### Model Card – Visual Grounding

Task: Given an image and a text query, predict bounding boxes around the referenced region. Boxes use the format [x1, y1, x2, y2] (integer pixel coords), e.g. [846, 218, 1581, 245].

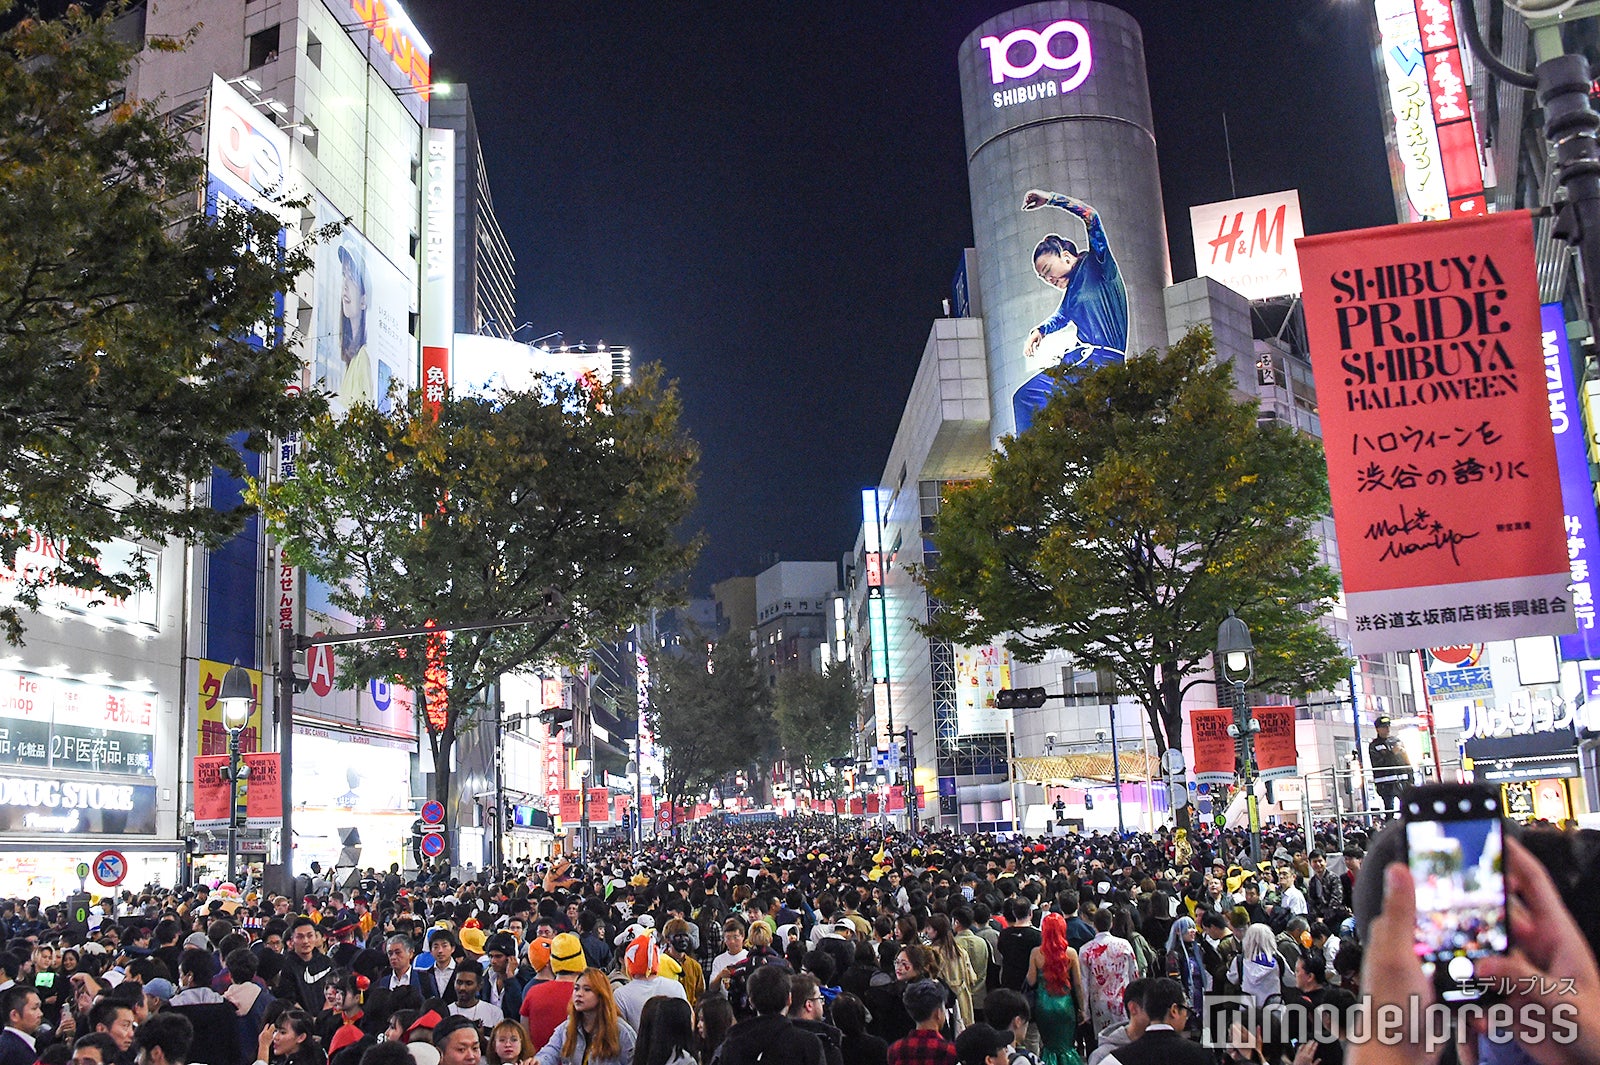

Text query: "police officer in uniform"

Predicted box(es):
[1368, 715, 1413, 815]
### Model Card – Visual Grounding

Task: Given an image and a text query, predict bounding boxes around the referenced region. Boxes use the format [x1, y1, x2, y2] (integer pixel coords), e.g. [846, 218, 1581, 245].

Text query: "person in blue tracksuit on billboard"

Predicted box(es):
[1012, 188, 1129, 434]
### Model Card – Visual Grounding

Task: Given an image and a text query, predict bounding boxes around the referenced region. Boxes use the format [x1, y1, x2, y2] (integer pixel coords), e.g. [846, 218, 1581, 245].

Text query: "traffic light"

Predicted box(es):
[537, 707, 574, 737]
[994, 688, 1049, 710]
[1084, 793, 1094, 810]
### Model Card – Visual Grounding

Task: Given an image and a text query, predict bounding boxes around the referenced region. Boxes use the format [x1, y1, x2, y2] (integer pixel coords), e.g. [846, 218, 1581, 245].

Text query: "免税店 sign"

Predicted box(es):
[1297, 212, 1573, 654]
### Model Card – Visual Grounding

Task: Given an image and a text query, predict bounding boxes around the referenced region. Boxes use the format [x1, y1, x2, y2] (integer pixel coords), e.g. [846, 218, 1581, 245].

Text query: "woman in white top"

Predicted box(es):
[709, 919, 749, 988]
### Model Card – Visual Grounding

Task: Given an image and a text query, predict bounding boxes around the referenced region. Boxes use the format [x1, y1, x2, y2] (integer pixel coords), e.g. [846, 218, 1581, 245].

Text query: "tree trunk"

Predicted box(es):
[432, 731, 453, 808]
[1159, 662, 1191, 829]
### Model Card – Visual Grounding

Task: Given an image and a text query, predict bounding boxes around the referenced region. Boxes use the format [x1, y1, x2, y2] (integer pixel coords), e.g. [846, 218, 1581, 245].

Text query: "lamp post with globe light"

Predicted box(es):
[1217, 611, 1261, 865]
[218, 663, 256, 885]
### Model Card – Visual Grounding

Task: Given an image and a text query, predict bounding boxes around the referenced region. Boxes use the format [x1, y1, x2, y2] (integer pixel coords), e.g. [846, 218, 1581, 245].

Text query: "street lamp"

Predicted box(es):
[574, 754, 593, 865]
[218, 663, 255, 885]
[1217, 610, 1261, 865]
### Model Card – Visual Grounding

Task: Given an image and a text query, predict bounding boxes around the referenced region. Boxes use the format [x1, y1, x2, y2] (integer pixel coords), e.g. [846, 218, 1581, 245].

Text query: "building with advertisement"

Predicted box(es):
[1361, 1, 1599, 818]
[851, 1, 1455, 835]
[961, 2, 1172, 442]
[0, 533, 185, 895]
[120, 0, 439, 881]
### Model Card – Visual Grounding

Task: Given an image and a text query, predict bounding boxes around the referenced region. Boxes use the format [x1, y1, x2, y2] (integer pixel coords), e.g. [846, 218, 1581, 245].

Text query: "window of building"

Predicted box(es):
[306, 30, 322, 68]
[247, 24, 281, 70]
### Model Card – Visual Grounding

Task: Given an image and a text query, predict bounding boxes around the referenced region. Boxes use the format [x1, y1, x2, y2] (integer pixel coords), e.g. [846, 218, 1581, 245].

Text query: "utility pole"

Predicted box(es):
[268, 605, 564, 899]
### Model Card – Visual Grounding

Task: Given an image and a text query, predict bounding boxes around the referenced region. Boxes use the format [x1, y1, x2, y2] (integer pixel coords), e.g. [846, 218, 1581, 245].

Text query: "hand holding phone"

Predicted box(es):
[1404, 783, 1508, 1004]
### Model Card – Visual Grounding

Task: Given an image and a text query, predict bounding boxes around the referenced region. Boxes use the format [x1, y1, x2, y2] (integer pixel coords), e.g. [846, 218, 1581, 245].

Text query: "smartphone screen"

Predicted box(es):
[1406, 789, 1508, 1003]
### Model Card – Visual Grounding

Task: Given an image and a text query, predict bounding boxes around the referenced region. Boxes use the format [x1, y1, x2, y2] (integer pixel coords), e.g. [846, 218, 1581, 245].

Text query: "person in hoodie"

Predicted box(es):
[786, 974, 842, 1065]
[1223, 925, 1281, 1013]
[221, 949, 276, 1063]
[715, 965, 823, 1065]
[1084, 981, 1147, 1065]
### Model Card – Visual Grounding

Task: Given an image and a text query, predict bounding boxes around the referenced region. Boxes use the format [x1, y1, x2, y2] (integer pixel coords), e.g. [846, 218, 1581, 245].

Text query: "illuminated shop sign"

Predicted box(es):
[337, 0, 433, 97]
[0, 670, 155, 777]
[0, 532, 159, 633]
[0, 775, 158, 834]
[980, 19, 1092, 108]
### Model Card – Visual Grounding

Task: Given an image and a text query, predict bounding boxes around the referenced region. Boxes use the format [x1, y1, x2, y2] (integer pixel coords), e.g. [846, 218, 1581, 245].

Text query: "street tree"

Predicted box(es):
[918, 326, 1349, 761]
[774, 663, 857, 803]
[253, 369, 700, 803]
[645, 637, 772, 825]
[0, 4, 323, 642]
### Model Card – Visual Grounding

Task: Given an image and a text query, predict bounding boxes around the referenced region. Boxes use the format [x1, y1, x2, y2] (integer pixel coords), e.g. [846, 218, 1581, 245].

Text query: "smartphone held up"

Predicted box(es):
[1403, 782, 1511, 1004]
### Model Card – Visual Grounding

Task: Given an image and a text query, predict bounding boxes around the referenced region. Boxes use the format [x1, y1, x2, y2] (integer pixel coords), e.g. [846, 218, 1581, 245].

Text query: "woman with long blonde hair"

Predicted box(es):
[534, 967, 637, 1065]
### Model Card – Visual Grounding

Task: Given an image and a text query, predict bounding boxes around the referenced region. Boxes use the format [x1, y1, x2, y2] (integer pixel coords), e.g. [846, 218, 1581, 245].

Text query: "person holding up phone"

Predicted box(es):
[1356, 832, 1600, 1065]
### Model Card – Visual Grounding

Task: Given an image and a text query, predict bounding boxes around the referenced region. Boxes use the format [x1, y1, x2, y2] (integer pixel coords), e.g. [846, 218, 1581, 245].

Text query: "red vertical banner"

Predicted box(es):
[849, 798, 864, 815]
[588, 788, 611, 824]
[1189, 709, 1236, 786]
[613, 794, 629, 824]
[1297, 212, 1573, 653]
[1412, 0, 1485, 215]
[1253, 706, 1299, 781]
[641, 794, 655, 821]
[242, 753, 283, 827]
[421, 346, 450, 419]
[557, 790, 581, 824]
[194, 756, 230, 829]
[886, 788, 905, 813]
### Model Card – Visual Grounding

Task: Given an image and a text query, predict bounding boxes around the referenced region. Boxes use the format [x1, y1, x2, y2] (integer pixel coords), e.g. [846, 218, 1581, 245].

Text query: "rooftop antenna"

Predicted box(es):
[1222, 111, 1239, 199]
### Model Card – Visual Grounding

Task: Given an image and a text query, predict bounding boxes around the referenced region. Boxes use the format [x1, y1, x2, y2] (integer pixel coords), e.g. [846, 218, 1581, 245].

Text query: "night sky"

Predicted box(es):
[408, 1, 1397, 591]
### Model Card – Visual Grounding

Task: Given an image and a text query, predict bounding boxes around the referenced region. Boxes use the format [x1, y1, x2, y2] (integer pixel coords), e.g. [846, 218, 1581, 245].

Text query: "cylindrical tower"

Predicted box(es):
[959, 1, 1172, 441]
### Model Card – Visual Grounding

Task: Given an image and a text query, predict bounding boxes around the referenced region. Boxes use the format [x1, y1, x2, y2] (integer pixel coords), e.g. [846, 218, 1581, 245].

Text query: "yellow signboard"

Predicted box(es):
[195, 659, 263, 757]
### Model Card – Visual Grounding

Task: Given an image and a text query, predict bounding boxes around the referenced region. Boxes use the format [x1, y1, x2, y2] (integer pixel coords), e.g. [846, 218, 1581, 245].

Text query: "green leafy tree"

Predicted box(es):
[774, 662, 856, 802]
[919, 326, 1349, 762]
[252, 369, 700, 803]
[645, 637, 771, 827]
[0, 3, 323, 642]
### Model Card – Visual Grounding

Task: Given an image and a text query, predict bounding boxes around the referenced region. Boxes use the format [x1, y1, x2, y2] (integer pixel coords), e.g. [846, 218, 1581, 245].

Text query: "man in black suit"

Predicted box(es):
[0, 985, 44, 1065]
[1099, 979, 1210, 1065]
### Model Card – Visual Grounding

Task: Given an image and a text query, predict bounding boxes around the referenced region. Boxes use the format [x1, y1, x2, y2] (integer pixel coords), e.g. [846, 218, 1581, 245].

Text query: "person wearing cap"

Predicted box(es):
[457, 927, 486, 963]
[1366, 716, 1411, 815]
[520, 932, 584, 1049]
[432, 1016, 482, 1065]
[478, 933, 528, 1019]
[613, 934, 685, 1029]
[141, 978, 173, 1017]
[659, 923, 703, 1007]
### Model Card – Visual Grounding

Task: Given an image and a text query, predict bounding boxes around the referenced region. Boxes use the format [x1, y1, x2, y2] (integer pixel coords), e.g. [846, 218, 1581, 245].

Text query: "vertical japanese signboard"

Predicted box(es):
[1412, 0, 1487, 216]
[1542, 304, 1600, 659]
[1298, 213, 1572, 653]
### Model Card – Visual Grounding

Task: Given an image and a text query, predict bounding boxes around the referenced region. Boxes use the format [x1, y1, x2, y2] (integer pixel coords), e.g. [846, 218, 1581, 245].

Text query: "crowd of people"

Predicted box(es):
[0, 814, 1589, 1065]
